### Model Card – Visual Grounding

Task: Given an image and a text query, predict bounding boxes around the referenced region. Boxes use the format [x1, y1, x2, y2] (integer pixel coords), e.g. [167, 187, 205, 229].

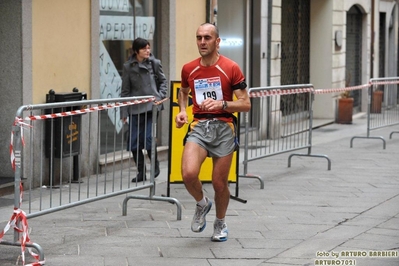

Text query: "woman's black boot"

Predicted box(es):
[131, 150, 146, 182]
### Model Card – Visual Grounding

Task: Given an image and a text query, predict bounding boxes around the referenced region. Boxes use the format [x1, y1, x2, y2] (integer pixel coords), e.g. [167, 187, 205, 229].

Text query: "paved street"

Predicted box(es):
[0, 114, 398, 266]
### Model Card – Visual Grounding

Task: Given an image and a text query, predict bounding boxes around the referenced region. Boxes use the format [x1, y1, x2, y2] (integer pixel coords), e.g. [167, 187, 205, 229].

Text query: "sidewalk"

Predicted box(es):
[1, 114, 398, 266]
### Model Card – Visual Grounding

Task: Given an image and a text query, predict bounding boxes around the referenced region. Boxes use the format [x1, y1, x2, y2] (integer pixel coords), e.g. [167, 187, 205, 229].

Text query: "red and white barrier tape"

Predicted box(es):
[10, 118, 31, 171]
[248, 83, 377, 97]
[249, 87, 314, 97]
[314, 83, 370, 94]
[370, 79, 399, 86]
[11, 98, 153, 168]
[25, 98, 154, 121]
[0, 184, 44, 265]
[10, 130, 15, 171]
[7, 120, 43, 265]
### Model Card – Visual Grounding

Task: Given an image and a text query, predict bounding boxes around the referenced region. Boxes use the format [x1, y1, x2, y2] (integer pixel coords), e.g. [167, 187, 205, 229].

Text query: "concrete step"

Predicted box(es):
[0, 177, 15, 197]
[98, 146, 169, 174]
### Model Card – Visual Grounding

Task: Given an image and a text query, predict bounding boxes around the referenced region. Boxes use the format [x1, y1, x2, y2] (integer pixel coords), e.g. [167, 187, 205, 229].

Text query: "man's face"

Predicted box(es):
[196, 25, 219, 57]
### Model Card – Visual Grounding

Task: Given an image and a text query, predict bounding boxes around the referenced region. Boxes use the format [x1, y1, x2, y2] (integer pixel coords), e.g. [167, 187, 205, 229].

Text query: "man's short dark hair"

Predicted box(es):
[200, 23, 219, 38]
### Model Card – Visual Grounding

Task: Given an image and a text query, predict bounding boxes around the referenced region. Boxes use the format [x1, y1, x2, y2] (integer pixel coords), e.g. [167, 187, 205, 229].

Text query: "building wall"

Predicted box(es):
[270, 1, 282, 86]
[18, 0, 93, 184]
[32, 0, 91, 102]
[0, 0, 30, 179]
[310, 0, 334, 119]
[174, 0, 207, 80]
[380, 0, 398, 78]
[310, 0, 371, 119]
[271, 0, 378, 119]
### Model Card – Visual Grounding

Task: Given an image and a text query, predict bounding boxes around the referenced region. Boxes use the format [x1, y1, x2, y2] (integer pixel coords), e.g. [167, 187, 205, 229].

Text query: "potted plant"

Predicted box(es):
[371, 87, 383, 113]
[336, 90, 354, 124]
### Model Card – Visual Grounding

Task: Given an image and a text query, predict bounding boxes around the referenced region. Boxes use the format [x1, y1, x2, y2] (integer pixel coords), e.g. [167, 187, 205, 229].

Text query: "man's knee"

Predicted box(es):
[212, 178, 229, 193]
[182, 170, 199, 184]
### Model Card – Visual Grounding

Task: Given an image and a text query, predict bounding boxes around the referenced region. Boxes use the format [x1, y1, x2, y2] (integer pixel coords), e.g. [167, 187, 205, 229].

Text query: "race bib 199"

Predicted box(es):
[194, 77, 223, 105]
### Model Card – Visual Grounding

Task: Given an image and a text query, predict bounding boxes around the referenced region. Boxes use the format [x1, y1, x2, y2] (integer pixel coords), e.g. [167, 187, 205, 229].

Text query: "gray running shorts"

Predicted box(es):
[186, 119, 236, 157]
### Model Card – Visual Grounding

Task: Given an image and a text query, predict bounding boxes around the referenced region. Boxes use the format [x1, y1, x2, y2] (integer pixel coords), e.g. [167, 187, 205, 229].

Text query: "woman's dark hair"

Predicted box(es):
[132, 38, 150, 54]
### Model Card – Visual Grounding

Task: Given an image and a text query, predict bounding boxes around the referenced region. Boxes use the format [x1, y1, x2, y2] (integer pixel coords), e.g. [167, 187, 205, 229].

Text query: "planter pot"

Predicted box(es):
[337, 98, 353, 124]
[371, 90, 383, 113]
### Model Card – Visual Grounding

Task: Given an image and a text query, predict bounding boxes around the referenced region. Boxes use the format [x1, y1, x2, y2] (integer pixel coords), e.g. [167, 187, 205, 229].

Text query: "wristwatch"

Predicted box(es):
[222, 100, 228, 110]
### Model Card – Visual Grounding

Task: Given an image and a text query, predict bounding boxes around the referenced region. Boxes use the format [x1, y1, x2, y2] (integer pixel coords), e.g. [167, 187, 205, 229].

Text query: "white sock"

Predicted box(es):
[215, 218, 225, 225]
[197, 197, 207, 207]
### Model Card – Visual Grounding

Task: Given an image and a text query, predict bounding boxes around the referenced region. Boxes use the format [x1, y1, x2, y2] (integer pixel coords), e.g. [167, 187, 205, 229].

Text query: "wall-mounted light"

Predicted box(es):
[220, 38, 243, 47]
[335, 30, 343, 48]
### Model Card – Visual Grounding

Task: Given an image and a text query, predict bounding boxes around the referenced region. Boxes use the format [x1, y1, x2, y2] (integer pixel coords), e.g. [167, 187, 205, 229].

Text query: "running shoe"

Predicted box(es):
[211, 220, 228, 242]
[191, 197, 212, 232]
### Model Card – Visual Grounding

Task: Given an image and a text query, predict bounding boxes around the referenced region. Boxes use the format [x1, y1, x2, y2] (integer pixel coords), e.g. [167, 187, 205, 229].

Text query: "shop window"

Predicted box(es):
[99, 0, 156, 153]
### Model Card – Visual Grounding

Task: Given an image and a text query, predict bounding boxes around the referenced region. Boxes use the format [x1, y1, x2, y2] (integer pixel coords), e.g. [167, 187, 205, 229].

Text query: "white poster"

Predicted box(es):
[99, 0, 130, 12]
[99, 42, 124, 133]
[100, 16, 155, 41]
[99, 2, 155, 132]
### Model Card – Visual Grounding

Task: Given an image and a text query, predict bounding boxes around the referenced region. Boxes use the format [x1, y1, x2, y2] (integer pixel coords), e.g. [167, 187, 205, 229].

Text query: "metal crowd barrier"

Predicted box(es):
[351, 77, 399, 149]
[239, 84, 331, 188]
[1, 95, 181, 264]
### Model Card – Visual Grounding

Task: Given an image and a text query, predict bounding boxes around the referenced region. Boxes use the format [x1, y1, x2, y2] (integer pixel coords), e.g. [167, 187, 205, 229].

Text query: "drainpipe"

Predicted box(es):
[370, 0, 375, 79]
[267, 0, 272, 86]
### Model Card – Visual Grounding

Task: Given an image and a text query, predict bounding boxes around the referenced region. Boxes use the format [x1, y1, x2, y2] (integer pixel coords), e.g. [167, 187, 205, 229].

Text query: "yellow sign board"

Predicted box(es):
[168, 81, 238, 183]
